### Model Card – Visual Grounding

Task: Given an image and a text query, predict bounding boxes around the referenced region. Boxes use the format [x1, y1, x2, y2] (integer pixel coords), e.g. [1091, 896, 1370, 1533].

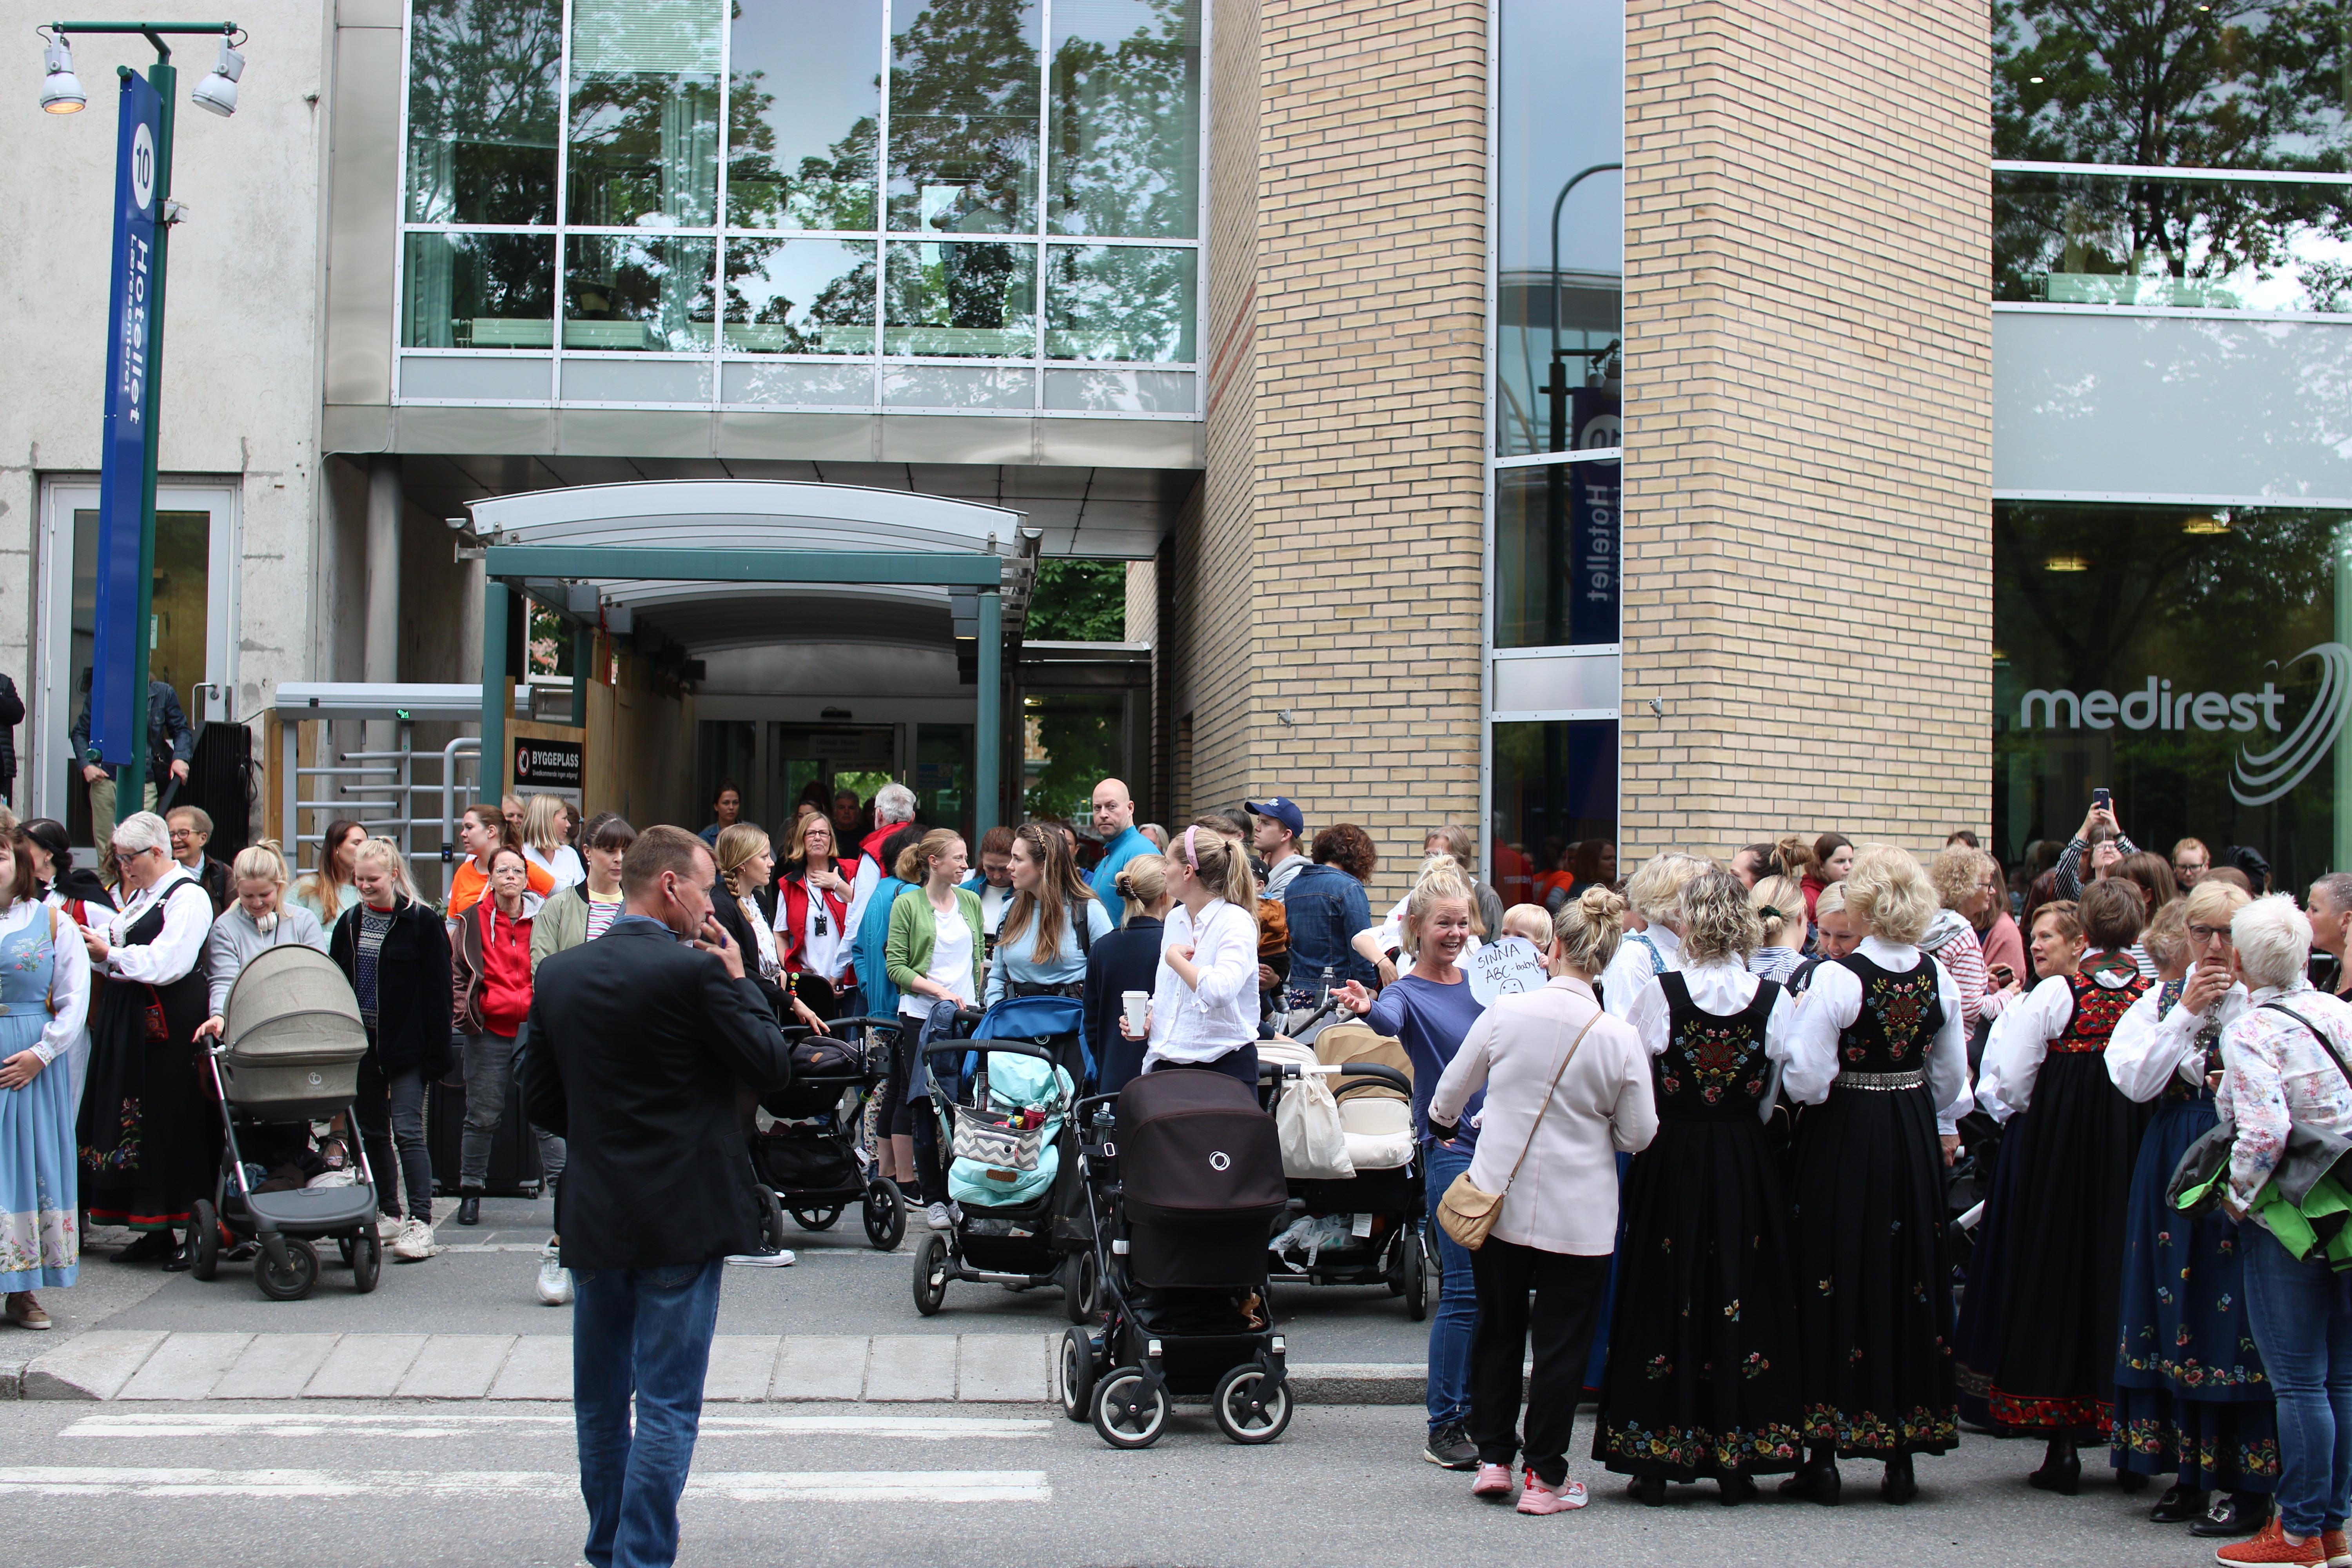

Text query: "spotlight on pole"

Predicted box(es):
[39, 35, 85, 113]
[189, 37, 241, 117]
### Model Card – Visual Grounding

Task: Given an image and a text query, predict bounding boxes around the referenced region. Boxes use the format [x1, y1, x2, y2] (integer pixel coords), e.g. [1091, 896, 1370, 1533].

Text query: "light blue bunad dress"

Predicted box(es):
[0, 899, 93, 1290]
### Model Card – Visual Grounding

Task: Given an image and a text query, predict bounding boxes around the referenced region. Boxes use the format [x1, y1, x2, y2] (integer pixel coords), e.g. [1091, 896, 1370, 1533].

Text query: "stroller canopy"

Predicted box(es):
[1116, 1068, 1286, 1227]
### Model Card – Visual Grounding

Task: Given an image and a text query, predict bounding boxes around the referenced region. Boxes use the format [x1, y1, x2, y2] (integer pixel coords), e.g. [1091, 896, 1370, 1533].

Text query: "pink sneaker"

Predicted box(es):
[1472, 1463, 1513, 1500]
[1517, 1470, 1590, 1515]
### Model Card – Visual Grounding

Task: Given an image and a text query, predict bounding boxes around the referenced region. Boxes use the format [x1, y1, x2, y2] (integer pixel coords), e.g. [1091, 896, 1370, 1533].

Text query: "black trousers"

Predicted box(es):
[1468, 1236, 1612, 1485]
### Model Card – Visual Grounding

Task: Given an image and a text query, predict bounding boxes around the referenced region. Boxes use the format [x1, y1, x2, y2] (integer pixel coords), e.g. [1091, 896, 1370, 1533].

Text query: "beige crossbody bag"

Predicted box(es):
[1434, 1011, 1599, 1251]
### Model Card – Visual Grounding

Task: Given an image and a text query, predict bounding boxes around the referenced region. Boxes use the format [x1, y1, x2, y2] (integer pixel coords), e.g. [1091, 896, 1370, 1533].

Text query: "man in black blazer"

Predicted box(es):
[521, 825, 791, 1568]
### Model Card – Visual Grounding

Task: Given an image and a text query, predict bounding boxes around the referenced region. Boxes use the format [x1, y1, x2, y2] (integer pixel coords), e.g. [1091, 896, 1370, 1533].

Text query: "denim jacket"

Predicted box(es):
[1278, 862, 1376, 1000]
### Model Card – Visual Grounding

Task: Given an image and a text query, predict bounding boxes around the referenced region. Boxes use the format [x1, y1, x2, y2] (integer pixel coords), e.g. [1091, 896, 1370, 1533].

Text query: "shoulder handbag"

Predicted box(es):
[1435, 1009, 1600, 1251]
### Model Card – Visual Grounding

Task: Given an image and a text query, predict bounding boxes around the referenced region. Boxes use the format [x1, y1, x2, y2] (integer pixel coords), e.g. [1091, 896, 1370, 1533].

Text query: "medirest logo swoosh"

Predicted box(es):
[2232, 642, 2352, 808]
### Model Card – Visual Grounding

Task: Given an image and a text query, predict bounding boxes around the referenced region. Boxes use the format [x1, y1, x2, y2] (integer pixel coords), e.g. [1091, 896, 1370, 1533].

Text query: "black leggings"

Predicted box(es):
[1467, 1237, 1611, 1485]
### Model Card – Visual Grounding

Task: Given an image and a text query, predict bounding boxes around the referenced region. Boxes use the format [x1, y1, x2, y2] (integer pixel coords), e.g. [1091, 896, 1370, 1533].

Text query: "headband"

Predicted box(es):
[1182, 825, 1200, 870]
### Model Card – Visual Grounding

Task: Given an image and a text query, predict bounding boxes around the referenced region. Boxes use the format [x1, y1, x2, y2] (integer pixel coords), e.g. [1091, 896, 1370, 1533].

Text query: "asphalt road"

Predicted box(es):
[0, 1396, 2225, 1568]
[69, 1197, 1431, 1365]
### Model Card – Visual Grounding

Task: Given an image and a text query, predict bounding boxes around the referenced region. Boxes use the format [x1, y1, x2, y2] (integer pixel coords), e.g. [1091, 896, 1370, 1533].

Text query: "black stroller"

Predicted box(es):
[754, 1015, 906, 1252]
[1061, 1066, 1294, 1448]
[191, 946, 381, 1300]
[911, 1000, 1089, 1316]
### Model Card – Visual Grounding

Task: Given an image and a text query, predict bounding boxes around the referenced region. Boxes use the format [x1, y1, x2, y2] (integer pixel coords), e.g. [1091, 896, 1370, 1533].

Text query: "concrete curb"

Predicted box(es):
[0, 1329, 1431, 1406]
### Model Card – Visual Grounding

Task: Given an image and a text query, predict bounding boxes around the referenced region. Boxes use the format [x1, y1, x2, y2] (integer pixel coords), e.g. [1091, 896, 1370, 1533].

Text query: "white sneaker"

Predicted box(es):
[724, 1244, 796, 1267]
[926, 1201, 954, 1232]
[391, 1217, 441, 1262]
[376, 1213, 405, 1242]
[536, 1241, 573, 1305]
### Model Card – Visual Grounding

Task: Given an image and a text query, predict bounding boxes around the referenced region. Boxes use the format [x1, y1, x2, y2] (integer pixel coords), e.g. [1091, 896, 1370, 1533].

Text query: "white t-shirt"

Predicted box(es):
[976, 881, 1013, 936]
[796, 891, 847, 982]
[525, 843, 586, 890]
[901, 901, 978, 1018]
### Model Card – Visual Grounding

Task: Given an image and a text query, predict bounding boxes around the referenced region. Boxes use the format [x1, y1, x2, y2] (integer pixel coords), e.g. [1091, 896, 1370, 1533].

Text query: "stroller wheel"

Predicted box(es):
[1404, 1224, 1435, 1322]
[912, 1232, 950, 1316]
[189, 1200, 221, 1282]
[1091, 1366, 1168, 1450]
[255, 1237, 319, 1302]
[349, 1230, 382, 1294]
[1062, 1250, 1100, 1324]
[791, 1205, 843, 1232]
[1058, 1327, 1098, 1423]
[758, 1187, 788, 1252]
[1213, 1363, 1293, 1445]
[862, 1179, 906, 1251]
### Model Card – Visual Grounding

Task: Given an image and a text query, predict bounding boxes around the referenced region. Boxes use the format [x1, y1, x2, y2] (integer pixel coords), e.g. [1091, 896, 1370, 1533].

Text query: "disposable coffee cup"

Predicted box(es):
[1121, 991, 1150, 1034]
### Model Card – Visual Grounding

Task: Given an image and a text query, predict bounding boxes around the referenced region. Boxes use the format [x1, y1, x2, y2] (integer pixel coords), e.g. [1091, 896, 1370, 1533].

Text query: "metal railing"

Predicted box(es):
[285, 724, 479, 902]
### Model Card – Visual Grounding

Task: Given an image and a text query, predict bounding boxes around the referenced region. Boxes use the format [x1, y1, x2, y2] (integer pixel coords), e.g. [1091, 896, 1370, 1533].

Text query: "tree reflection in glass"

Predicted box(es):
[726, 0, 881, 230]
[1993, 1, 2352, 306]
[886, 0, 1041, 234]
[406, 0, 563, 224]
[404, 232, 557, 347]
[1045, 245, 1193, 359]
[565, 234, 717, 349]
[884, 240, 1036, 354]
[1047, 0, 1199, 239]
[567, 0, 723, 227]
[724, 238, 877, 352]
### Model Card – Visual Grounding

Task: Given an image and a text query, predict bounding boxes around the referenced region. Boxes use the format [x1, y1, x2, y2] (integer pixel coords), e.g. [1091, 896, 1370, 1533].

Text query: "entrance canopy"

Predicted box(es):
[465, 480, 1038, 837]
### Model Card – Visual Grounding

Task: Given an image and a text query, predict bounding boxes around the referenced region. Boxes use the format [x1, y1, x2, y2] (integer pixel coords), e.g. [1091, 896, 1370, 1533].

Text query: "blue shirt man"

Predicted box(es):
[1086, 777, 1151, 927]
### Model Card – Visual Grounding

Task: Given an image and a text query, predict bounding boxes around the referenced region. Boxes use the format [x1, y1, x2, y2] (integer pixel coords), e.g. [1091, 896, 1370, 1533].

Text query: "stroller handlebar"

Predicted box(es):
[1335, 1062, 1412, 1095]
[922, 1036, 1057, 1063]
[827, 1015, 903, 1036]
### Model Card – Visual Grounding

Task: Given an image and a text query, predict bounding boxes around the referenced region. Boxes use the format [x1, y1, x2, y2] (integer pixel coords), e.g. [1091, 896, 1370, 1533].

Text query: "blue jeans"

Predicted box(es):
[1424, 1138, 1478, 1433]
[2244, 1226, 2352, 1537]
[573, 1258, 726, 1568]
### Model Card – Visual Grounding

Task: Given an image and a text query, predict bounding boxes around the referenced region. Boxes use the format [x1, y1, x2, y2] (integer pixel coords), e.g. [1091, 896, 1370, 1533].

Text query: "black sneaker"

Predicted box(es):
[1423, 1421, 1478, 1470]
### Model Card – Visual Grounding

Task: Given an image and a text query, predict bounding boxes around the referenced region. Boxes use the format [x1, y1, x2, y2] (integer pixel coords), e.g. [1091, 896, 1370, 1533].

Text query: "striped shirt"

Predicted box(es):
[584, 890, 623, 943]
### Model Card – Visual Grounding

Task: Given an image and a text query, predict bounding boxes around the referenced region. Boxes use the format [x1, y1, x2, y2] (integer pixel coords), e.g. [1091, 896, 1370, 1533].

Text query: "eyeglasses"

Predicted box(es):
[2188, 924, 2234, 945]
[2176, 862, 2206, 875]
[111, 846, 159, 866]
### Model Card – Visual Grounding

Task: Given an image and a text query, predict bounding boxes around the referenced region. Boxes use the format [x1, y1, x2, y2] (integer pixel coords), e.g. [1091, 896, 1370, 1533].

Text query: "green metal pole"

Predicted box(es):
[976, 588, 1000, 842]
[124, 55, 174, 813]
[482, 581, 508, 806]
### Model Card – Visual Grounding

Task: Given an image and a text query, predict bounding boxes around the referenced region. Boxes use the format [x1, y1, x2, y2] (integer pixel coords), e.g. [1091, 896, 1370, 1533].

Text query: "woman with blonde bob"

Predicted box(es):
[2103, 878, 2276, 1525]
[1779, 846, 1971, 1505]
[1429, 885, 1656, 1513]
[1597, 869, 1805, 1503]
[196, 840, 329, 1042]
[521, 794, 584, 890]
[1597, 851, 1711, 1020]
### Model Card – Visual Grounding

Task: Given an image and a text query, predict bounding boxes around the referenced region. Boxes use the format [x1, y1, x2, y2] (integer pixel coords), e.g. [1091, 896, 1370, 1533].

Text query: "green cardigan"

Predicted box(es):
[887, 886, 987, 1004]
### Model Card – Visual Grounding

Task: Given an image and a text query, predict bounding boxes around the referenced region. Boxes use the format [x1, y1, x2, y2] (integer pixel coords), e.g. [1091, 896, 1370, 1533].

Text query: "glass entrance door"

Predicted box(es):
[35, 480, 240, 844]
[771, 722, 901, 845]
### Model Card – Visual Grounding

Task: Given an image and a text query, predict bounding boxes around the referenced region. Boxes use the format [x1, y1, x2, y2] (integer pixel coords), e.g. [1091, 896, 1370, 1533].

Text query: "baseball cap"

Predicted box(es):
[1245, 797, 1304, 836]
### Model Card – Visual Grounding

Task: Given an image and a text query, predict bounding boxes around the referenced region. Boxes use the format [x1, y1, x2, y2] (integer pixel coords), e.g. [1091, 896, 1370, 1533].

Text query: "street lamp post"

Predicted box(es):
[39, 19, 243, 813]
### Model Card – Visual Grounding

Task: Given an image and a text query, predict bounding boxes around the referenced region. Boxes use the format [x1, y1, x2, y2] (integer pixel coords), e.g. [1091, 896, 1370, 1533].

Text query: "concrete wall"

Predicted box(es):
[1619, 0, 1993, 862]
[0, 0, 332, 722]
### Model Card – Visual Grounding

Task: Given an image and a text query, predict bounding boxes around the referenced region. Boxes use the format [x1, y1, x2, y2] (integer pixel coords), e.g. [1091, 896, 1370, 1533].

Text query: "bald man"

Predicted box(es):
[1087, 778, 1150, 927]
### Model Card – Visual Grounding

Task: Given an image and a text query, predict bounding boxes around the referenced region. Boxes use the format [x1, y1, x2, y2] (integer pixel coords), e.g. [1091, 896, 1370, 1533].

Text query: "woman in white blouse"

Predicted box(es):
[1122, 823, 1262, 1086]
[0, 828, 92, 1328]
[73, 812, 218, 1270]
[1777, 846, 1972, 1506]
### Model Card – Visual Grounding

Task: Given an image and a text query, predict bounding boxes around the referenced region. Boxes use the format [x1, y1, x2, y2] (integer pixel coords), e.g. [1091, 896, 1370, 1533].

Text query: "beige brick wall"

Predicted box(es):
[1172, 0, 1490, 902]
[1619, 0, 1993, 865]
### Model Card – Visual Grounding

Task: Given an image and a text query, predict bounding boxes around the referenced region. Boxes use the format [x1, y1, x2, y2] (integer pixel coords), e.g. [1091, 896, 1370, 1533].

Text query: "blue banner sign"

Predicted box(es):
[89, 70, 162, 766]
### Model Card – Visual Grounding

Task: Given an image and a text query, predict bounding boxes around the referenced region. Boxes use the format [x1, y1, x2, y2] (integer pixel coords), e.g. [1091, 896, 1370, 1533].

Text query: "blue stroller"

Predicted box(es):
[910, 995, 1095, 1318]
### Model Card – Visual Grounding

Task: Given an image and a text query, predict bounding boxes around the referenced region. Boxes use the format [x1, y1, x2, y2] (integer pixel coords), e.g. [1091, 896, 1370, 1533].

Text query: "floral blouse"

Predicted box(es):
[2218, 981, 2352, 1213]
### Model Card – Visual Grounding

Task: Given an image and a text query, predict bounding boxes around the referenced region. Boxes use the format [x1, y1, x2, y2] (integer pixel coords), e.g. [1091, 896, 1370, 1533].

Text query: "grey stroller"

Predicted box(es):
[192, 945, 381, 1299]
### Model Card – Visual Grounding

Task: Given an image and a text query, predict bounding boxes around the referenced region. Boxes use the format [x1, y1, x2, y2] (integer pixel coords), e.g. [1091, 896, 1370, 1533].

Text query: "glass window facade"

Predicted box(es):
[1486, 0, 1622, 884]
[1993, 501, 2352, 893]
[397, 0, 1204, 412]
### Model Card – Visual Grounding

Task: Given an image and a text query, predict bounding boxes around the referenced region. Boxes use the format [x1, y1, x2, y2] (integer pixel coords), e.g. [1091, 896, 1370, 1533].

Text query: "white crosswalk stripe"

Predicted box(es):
[0, 1466, 1052, 1502]
[63, 1411, 1050, 1441]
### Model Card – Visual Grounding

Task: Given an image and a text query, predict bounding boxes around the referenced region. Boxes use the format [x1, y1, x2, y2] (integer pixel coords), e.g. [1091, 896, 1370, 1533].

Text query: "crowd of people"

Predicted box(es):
[9, 762, 2352, 1563]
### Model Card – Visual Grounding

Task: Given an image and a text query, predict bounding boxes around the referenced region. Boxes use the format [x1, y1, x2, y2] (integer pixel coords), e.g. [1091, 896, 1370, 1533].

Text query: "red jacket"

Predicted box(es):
[451, 895, 536, 1036]
[775, 870, 850, 976]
